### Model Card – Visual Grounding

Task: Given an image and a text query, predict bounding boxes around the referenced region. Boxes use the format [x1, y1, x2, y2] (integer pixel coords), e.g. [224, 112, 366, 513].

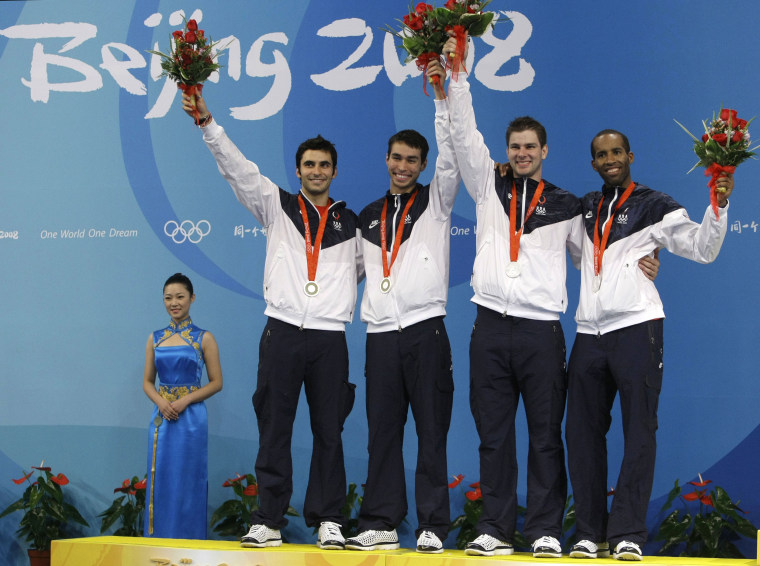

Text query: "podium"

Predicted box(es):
[51, 536, 757, 565]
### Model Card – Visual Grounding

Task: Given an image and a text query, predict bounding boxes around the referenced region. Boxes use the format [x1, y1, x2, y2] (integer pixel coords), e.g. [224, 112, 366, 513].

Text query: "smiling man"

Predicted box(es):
[180, 92, 361, 551]
[344, 60, 460, 555]
[443, 35, 660, 560]
[566, 129, 733, 561]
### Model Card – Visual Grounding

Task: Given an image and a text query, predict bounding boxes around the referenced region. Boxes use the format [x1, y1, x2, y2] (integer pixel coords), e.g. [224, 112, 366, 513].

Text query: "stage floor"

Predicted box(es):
[51, 536, 758, 566]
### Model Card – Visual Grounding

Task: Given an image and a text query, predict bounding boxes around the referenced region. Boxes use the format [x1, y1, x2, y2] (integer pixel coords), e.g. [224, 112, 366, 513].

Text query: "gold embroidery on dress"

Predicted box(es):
[159, 385, 200, 402]
[154, 319, 202, 352]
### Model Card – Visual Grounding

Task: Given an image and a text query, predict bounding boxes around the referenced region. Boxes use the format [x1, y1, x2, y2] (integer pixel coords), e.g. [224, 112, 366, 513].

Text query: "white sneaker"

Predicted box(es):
[532, 535, 562, 558]
[416, 530, 443, 554]
[570, 539, 610, 558]
[317, 521, 345, 550]
[464, 533, 513, 556]
[240, 524, 281, 548]
[613, 541, 642, 561]
[345, 529, 400, 551]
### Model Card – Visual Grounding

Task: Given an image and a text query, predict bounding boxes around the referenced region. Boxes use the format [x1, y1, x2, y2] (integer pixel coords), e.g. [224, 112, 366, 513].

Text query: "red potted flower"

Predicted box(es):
[0, 462, 89, 566]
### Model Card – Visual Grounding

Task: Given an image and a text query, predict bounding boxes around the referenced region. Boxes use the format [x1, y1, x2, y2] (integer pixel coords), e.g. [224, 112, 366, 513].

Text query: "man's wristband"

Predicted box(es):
[197, 114, 212, 127]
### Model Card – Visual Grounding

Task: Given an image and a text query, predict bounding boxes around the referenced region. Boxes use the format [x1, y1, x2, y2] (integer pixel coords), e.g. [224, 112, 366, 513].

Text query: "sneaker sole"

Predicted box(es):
[345, 543, 400, 551]
[613, 552, 642, 561]
[534, 551, 562, 558]
[417, 547, 443, 554]
[241, 539, 282, 548]
[465, 547, 513, 556]
[317, 542, 345, 550]
[570, 550, 596, 558]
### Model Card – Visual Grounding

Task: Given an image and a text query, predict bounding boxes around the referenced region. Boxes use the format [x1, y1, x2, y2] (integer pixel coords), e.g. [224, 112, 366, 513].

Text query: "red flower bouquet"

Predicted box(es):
[384, 1, 497, 95]
[147, 18, 223, 123]
[675, 108, 758, 218]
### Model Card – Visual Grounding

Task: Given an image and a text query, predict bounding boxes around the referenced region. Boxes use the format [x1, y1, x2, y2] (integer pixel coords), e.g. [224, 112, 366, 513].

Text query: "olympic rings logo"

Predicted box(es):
[164, 220, 211, 244]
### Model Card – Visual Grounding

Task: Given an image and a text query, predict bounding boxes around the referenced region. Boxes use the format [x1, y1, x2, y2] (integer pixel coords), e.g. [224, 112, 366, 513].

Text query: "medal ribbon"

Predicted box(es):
[509, 179, 545, 262]
[593, 181, 636, 276]
[298, 194, 330, 283]
[381, 191, 418, 278]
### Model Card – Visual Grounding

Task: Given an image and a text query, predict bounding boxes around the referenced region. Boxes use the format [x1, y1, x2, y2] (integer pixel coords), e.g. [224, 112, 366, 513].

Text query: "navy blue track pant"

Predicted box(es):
[566, 319, 664, 547]
[251, 317, 355, 529]
[357, 316, 454, 541]
[469, 305, 568, 543]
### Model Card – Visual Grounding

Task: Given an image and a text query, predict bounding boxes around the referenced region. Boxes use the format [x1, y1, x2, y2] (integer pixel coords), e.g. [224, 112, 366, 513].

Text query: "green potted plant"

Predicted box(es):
[98, 476, 147, 536]
[655, 475, 758, 558]
[0, 462, 89, 566]
[209, 473, 298, 538]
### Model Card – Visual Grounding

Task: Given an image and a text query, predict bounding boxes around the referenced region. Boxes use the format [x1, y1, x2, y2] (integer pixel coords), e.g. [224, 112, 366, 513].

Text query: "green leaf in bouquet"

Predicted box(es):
[463, 12, 495, 37]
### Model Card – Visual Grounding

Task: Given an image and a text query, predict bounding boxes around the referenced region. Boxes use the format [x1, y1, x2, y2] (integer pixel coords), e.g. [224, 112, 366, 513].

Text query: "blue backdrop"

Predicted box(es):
[1, 1, 759, 563]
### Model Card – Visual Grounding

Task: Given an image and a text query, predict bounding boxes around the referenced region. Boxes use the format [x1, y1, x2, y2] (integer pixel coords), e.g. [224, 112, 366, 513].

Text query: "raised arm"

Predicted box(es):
[426, 58, 461, 219]
[442, 33, 496, 204]
[180, 91, 280, 227]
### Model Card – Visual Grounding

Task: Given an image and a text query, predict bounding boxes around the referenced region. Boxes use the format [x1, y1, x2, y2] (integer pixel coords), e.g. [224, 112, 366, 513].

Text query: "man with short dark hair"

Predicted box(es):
[344, 60, 460, 555]
[181, 92, 361, 551]
[566, 129, 733, 561]
[443, 34, 659, 559]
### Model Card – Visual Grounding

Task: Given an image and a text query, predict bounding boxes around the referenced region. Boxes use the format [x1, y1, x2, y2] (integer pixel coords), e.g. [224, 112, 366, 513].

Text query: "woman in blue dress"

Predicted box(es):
[142, 273, 223, 538]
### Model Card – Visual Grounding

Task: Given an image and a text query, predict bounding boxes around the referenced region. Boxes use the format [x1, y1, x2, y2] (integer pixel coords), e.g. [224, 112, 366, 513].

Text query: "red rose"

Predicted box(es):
[198, 30, 204, 38]
[184, 31, 197, 44]
[701, 133, 709, 143]
[404, 14, 424, 31]
[719, 108, 738, 127]
[736, 118, 748, 130]
[415, 2, 433, 14]
[712, 133, 728, 146]
[731, 130, 743, 144]
[186, 19, 198, 32]
[445, 0, 458, 9]
[172, 30, 183, 40]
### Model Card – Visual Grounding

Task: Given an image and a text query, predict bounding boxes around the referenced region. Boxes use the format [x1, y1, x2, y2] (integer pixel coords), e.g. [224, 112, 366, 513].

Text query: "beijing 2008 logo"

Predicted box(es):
[164, 220, 211, 244]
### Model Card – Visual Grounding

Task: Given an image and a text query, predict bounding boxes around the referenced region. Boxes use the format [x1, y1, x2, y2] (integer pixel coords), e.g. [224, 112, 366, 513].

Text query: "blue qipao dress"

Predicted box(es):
[144, 318, 208, 539]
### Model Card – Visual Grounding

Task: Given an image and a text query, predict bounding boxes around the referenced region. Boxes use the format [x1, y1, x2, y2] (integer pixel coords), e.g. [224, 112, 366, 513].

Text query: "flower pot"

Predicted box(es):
[27, 549, 51, 566]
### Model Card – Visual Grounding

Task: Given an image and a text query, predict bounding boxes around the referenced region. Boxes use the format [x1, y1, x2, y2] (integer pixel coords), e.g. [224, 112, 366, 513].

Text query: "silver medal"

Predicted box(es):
[506, 262, 521, 278]
[592, 275, 602, 293]
[304, 281, 320, 297]
[380, 277, 392, 294]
